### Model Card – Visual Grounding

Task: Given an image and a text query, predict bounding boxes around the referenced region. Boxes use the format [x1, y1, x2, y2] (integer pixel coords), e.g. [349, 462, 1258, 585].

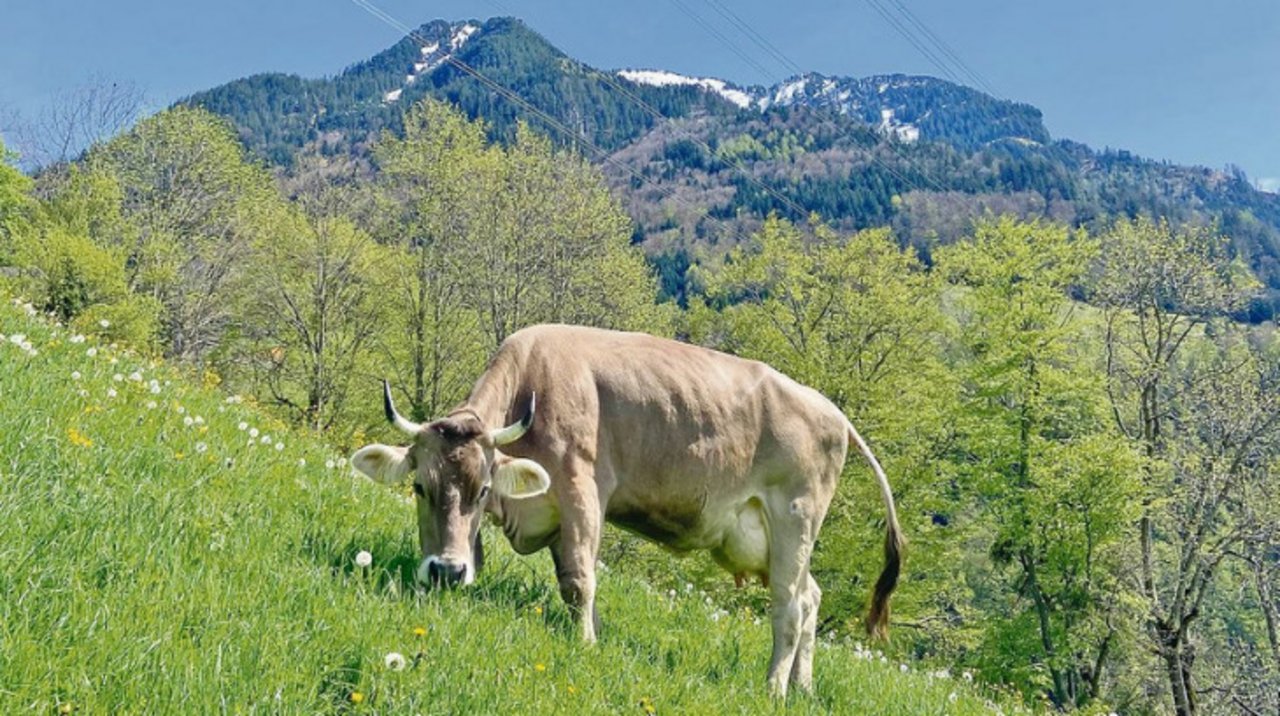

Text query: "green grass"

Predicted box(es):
[0, 297, 1028, 714]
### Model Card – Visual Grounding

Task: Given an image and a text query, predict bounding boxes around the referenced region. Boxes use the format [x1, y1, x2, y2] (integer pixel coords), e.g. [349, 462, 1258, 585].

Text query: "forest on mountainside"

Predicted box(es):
[180, 17, 1280, 323]
[2, 98, 1279, 714]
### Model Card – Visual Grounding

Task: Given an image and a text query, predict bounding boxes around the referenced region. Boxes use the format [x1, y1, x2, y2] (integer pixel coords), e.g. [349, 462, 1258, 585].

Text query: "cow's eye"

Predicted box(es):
[412, 483, 425, 498]
[478, 485, 491, 501]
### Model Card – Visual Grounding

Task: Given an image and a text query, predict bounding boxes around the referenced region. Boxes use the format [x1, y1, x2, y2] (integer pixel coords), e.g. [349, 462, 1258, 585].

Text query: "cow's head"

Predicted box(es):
[349, 382, 551, 587]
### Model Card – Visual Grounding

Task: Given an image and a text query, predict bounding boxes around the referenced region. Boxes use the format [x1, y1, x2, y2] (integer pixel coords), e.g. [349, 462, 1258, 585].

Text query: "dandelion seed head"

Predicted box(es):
[249, 427, 260, 438]
[71, 371, 81, 380]
[384, 652, 407, 671]
[106, 388, 118, 398]
[355, 550, 373, 568]
[99, 319, 110, 328]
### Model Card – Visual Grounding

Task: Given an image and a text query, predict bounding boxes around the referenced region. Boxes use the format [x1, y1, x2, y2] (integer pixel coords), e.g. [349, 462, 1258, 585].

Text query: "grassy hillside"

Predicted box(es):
[0, 295, 1026, 714]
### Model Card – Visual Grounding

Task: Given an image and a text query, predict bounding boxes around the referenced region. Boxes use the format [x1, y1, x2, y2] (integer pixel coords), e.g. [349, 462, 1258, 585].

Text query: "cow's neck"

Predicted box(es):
[461, 349, 521, 430]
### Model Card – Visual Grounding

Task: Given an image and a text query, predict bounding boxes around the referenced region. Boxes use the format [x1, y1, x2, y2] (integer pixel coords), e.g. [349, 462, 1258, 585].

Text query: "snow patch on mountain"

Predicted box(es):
[617, 69, 752, 109]
[450, 23, 478, 50]
[386, 22, 477, 103]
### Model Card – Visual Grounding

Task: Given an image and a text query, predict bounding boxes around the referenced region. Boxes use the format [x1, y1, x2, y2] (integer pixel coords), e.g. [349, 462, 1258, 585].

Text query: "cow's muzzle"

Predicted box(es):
[417, 556, 470, 588]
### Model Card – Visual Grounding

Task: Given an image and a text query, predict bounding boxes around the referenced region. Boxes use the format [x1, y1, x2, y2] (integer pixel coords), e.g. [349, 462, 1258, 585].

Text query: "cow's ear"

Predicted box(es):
[492, 458, 551, 500]
[351, 444, 411, 485]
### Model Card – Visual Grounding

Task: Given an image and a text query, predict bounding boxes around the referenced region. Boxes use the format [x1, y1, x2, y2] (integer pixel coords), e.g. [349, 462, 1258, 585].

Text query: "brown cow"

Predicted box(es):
[351, 324, 903, 696]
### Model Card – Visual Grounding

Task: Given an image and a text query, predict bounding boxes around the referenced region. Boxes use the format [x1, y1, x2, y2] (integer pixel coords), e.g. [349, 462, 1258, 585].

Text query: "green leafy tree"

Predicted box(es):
[1095, 217, 1262, 715]
[86, 106, 287, 363]
[938, 218, 1141, 708]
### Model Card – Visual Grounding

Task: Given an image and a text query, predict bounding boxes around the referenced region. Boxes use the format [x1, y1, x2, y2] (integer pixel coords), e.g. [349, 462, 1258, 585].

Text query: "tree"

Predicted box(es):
[938, 217, 1141, 708]
[237, 214, 390, 431]
[86, 106, 286, 363]
[0, 138, 33, 265]
[1095, 216, 1261, 715]
[372, 100, 668, 419]
[9, 76, 145, 169]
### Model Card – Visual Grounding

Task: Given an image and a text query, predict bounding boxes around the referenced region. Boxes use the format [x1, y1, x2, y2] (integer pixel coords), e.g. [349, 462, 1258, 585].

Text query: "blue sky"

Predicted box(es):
[2, 0, 1276, 189]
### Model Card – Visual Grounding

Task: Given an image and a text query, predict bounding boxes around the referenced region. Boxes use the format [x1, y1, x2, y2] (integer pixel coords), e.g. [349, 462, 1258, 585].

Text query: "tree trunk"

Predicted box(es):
[1160, 628, 1196, 716]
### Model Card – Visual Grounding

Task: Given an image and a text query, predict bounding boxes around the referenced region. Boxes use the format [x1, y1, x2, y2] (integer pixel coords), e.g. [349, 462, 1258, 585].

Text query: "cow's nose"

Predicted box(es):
[427, 559, 467, 587]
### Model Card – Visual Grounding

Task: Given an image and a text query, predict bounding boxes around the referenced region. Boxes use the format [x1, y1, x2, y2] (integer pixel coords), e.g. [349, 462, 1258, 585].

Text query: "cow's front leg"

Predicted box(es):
[549, 477, 603, 643]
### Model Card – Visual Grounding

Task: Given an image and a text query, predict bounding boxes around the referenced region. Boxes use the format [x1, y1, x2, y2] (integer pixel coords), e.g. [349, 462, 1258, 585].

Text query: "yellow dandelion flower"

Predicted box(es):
[534, 663, 546, 672]
[413, 627, 427, 637]
[66, 427, 93, 448]
[350, 691, 364, 704]
[59, 703, 75, 715]
[567, 685, 578, 695]
[534, 606, 543, 616]
[175, 452, 185, 461]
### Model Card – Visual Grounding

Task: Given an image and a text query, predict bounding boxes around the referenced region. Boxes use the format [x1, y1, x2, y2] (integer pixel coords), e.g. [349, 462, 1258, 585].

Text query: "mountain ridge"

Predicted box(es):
[180, 16, 1280, 319]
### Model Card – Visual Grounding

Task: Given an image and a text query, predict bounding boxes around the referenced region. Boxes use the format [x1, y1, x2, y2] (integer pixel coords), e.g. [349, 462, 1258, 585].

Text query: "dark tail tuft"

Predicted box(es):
[866, 517, 904, 640]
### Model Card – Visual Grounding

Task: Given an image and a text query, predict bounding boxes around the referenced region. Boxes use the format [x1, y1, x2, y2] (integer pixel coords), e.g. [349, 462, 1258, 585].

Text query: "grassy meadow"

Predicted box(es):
[0, 295, 1027, 714]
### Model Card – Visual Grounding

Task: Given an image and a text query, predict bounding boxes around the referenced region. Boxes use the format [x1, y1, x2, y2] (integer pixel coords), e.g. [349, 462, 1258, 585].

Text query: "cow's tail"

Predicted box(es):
[847, 421, 904, 641]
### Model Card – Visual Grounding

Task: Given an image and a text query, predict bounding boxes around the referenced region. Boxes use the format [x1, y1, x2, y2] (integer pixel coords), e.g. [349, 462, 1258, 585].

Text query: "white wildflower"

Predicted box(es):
[99, 319, 110, 328]
[195, 442, 208, 453]
[298, 458, 306, 467]
[86, 347, 98, 357]
[147, 401, 157, 409]
[384, 652, 407, 671]
[7, 334, 22, 345]
[150, 384, 161, 394]
[261, 435, 271, 445]
[107, 388, 118, 398]
[70, 334, 85, 344]
[355, 551, 373, 568]
[184, 416, 194, 427]
[112, 373, 123, 382]
[249, 427, 260, 438]
[238, 422, 249, 431]
[129, 371, 142, 382]
[274, 442, 284, 451]
[963, 670, 973, 682]
[71, 371, 82, 380]
[899, 663, 909, 673]
[325, 459, 336, 469]
[948, 692, 958, 704]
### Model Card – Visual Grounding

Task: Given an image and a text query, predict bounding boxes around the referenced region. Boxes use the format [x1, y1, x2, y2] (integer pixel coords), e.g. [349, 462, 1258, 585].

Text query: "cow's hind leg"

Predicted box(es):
[789, 574, 821, 691]
[765, 496, 818, 697]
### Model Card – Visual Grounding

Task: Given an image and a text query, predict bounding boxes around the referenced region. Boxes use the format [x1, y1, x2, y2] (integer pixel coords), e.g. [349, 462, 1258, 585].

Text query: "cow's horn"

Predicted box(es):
[490, 393, 536, 446]
[383, 380, 422, 435]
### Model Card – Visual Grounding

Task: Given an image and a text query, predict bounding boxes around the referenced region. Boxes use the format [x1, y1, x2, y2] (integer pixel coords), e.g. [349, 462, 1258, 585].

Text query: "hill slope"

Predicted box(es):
[0, 295, 1020, 714]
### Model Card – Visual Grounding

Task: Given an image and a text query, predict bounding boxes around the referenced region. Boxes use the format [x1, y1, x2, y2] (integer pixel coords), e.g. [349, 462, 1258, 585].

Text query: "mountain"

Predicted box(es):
[180, 17, 1280, 319]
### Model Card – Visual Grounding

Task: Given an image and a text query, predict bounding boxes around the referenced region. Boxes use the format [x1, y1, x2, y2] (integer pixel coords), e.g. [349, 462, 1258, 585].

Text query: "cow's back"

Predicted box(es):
[494, 325, 848, 548]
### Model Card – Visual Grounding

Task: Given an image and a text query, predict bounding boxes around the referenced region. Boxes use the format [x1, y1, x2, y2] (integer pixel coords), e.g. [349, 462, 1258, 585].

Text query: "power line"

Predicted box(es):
[688, 0, 946, 194]
[702, 0, 803, 77]
[471, 0, 815, 219]
[883, 0, 998, 97]
[863, 0, 964, 86]
[347, 0, 754, 246]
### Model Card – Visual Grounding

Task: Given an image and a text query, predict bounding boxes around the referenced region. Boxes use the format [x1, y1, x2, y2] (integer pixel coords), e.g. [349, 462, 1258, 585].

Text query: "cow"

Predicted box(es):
[350, 324, 903, 696]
